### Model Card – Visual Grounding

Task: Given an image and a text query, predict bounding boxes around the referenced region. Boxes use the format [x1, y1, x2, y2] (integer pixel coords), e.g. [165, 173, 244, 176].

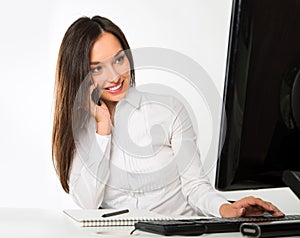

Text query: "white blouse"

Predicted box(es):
[69, 87, 228, 217]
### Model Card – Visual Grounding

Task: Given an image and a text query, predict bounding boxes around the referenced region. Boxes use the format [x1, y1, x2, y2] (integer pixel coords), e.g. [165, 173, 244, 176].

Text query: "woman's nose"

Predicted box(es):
[106, 65, 120, 83]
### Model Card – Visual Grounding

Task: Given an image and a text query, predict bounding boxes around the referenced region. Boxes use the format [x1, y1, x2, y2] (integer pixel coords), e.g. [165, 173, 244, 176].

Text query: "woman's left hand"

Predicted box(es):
[219, 196, 285, 218]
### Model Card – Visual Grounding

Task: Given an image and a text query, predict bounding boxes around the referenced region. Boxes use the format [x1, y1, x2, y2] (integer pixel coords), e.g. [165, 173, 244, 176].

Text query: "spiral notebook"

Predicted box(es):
[63, 209, 174, 227]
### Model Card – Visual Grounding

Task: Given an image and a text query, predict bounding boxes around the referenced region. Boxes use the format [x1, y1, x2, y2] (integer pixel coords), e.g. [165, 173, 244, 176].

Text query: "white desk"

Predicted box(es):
[0, 208, 299, 238]
[0, 208, 239, 238]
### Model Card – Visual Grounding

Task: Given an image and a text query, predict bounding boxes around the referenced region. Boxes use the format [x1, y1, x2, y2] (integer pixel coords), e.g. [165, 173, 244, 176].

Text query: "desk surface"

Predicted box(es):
[0, 208, 299, 238]
[0, 208, 239, 238]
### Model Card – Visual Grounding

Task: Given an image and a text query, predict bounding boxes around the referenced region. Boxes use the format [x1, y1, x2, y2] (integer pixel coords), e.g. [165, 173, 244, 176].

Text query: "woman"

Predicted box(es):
[52, 15, 284, 217]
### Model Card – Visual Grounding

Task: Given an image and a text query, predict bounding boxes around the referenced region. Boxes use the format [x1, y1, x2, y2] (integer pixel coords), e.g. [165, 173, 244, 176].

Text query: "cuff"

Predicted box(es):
[95, 133, 111, 152]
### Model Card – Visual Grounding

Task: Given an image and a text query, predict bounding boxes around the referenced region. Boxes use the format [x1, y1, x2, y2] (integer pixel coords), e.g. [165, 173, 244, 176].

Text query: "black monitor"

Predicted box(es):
[215, 0, 300, 191]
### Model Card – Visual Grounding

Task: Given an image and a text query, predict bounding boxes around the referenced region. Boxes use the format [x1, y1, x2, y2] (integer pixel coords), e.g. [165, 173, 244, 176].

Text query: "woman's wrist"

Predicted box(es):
[96, 120, 111, 135]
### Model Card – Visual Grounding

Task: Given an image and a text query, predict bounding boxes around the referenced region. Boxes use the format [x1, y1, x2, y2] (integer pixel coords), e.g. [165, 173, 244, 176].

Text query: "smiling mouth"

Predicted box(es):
[104, 81, 124, 93]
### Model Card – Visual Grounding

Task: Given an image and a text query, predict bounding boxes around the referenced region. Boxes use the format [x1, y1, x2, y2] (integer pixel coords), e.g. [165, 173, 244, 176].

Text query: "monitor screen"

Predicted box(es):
[215, 0, 300, 191]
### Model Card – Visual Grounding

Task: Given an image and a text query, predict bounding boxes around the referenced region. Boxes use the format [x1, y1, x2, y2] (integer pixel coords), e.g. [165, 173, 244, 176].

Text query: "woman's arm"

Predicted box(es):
[171, 98, 284, 217]
[170, 97, 227, 216]
[69, 97, 112, 209]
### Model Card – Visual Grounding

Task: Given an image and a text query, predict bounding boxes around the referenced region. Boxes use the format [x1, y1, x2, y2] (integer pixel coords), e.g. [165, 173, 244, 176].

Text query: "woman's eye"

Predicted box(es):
[91, 65, 102, 74]
[115, 55, 124, 64]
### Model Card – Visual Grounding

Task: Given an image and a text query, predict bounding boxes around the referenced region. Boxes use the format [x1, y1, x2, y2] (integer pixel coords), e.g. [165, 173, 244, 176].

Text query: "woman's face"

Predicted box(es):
[89, 32, 131, 103]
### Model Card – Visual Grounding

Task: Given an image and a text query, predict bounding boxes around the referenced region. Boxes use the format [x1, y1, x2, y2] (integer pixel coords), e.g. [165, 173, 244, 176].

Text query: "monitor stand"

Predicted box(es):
[283, 170, 300, 199]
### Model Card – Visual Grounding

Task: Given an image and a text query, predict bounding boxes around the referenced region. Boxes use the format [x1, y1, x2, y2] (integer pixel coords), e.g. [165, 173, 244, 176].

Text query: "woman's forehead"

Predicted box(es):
[90, 32, 123, 63]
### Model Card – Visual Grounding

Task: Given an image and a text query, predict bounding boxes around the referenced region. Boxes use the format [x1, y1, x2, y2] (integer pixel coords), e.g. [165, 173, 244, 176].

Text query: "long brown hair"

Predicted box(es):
[52, 16, 135, 193]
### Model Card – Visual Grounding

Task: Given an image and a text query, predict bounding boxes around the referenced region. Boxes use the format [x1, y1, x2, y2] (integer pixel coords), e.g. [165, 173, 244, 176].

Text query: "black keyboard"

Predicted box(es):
[189, 214, 300, 233]
[133, 215, 300, 235]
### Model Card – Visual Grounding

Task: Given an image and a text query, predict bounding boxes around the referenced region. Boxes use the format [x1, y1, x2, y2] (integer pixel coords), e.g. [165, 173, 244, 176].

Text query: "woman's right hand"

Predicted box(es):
[89, 85, 111, 135]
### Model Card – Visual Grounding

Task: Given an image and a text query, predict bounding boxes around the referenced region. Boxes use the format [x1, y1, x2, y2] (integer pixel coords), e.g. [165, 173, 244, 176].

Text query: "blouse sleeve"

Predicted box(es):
[170, 97, 228, 217]
[69, 129, 111, 209]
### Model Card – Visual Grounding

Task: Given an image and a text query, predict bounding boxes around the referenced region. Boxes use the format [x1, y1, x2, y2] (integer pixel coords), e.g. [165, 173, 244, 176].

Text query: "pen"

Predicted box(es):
[101, 209, 130, 218]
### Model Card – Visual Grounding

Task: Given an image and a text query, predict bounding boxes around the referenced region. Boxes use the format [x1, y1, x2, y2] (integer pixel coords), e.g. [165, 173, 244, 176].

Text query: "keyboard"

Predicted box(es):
[190, 214, 300, 233]
[133, 215, 300, 235]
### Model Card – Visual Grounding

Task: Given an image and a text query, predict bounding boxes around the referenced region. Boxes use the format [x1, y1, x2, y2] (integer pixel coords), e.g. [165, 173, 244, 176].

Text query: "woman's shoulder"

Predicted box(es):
[131, 87, 184, 108]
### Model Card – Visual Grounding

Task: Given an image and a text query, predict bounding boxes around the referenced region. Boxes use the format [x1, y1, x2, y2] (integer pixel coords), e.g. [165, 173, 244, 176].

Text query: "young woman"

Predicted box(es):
[52, 15, 284, 217]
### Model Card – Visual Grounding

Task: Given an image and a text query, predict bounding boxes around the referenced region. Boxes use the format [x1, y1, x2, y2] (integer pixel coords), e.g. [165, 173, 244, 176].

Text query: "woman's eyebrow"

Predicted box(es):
[90, 49, 124, 65]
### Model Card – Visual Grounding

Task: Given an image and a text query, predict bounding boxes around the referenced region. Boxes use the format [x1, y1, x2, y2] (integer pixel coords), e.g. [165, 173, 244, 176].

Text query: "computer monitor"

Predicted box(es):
[215, 0, 300, 191]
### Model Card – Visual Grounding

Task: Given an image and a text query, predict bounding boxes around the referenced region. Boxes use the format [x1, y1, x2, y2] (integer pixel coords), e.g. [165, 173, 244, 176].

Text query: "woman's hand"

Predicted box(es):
[89, 85, 111, 135]
[219, 196, 285, 218]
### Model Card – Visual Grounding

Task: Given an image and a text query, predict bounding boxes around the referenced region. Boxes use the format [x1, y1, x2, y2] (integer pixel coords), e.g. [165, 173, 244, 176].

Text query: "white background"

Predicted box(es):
[0, 0, 298, 212]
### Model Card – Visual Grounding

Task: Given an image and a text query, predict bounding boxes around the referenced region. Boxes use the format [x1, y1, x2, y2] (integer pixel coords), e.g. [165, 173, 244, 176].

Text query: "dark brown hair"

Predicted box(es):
[52, 16, 135, 193]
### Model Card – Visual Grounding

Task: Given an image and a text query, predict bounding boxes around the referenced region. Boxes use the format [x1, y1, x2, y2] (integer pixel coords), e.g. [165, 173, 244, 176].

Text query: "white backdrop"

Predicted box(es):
[0, 0, 233, 209]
